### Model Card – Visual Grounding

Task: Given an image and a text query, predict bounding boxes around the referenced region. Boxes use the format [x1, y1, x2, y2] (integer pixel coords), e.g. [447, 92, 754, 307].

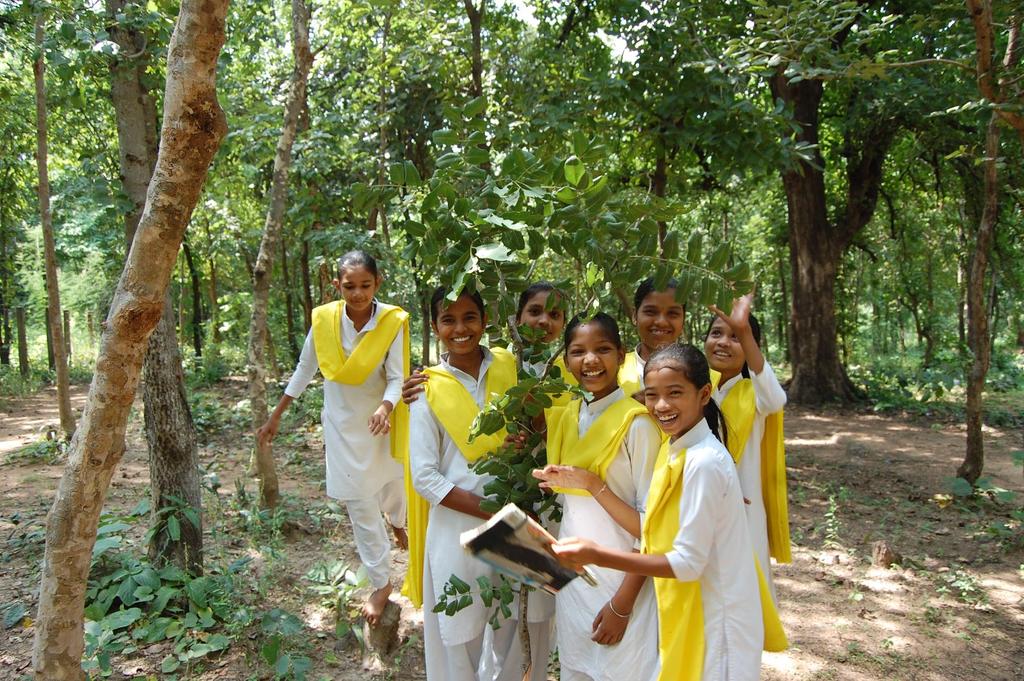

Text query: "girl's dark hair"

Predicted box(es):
[563, 312, 623, 351]
[337, 250, 379, 278]
[703, 313, 762, 378]
[644, 344, 727, 446]
[430, 286, 486, 324]
[516, 281, 566, 320]
[633, 276, 679, 311]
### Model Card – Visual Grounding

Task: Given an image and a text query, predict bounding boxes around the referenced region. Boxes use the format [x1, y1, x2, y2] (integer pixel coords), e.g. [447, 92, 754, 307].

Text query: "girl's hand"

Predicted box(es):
[551, 536, 600, 570]
[709, 291, 754, 334]
[591, 602, 629, 645]
[368, 403, 392, 436]
[255, 416, 280, 448]
[532, 465, 602, 495]
[401, 370, 428, 405]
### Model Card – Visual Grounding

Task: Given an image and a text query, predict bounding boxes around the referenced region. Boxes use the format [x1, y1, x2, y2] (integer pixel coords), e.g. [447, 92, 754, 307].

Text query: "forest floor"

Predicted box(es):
[1, 379, 1022, 681]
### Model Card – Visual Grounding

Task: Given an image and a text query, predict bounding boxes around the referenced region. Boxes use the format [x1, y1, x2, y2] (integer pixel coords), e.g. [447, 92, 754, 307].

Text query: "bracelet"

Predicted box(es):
[607, 599, 631, 618]
[593, 483, 608, 498]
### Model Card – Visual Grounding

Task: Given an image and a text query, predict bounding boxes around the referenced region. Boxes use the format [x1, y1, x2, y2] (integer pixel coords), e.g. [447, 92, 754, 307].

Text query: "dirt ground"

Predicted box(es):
[1, 380, 1022, 680]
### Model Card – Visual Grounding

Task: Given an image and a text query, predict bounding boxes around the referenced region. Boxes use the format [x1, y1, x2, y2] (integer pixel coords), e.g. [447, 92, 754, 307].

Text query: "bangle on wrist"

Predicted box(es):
[607, 599, 631, 618]
[592, 482, 608, 498]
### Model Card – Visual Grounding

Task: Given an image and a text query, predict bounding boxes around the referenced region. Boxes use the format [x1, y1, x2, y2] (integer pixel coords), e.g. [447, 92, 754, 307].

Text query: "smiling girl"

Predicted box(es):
[619, 278, 685, 396]
[551, 344, 786, 681]
[704, 293, 790, 599]
[408, 287, 539, 680]
[257, 250, 408, 626]
[532, 313, 661, 681]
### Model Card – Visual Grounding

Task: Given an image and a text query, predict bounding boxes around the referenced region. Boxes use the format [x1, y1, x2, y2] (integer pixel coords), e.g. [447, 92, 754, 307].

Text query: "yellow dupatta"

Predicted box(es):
[641, 440, 787, 681]
[711, 370, 792, 564]
[548, 355, 577, 407]
[400, 347, 518, 607]
[617, 350, 642, 397]
[546, 396, 649, 495]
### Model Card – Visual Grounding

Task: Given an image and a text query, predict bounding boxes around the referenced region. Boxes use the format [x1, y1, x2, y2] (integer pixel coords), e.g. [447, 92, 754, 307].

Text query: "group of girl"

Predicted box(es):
[258, 249, 791, 681]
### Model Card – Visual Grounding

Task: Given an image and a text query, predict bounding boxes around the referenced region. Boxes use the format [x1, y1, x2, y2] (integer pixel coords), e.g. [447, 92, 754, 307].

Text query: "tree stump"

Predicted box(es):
[362, 600, 401, 657]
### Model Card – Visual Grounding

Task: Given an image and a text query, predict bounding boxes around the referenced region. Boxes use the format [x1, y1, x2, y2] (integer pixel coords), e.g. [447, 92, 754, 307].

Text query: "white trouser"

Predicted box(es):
[344, 478, 405, 590]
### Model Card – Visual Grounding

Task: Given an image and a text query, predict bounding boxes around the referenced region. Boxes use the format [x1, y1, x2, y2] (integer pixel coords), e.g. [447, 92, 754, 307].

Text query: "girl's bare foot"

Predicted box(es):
[363, 582, 393, 626]
[391, 524, 408, 551]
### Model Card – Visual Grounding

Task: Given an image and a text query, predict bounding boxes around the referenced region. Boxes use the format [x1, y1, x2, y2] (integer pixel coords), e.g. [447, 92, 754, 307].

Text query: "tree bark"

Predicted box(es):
[770, 73, 894, 404]
[44, 302, 54, 370]
[34, 12, 75, 437]
[281, 235, 298, 359]
[108, 0, 203, 573]
[300, 234, 313, 331]
[17, 307, 29, 376]
[31, 1, 228, 675]
[182, 236, 203, 357]
[247, 0, 313, 509]
[62, 309, 70, 360]
[957, 4, 1020, 484]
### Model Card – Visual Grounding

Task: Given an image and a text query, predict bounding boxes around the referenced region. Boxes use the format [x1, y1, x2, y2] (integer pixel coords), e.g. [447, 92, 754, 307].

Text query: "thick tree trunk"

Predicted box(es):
[182, 237, 203, 357]
[108, 0, 203, 574]
[771, 73, 893, 403]
[17, 307, 29, 376]
[248, 0, 313, 509]
[34, 13, 75, 437]
[31, 2, 228, 676]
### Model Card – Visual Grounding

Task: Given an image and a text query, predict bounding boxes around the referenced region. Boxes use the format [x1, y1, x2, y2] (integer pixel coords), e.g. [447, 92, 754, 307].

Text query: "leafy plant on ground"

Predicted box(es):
[935, 568, 989, 608]
[303, 560, 367, 642]
[259, 608, 312, 680]
[82, 507, 254, 677]
[5, 434, 68, 465]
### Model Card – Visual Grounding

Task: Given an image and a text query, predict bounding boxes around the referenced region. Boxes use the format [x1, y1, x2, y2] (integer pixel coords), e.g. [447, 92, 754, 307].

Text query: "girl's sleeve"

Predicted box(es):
[284, 330, 319, 398]
[626, 416, 662, 514]
[751, 361, 787, 415]
[381, 324, 405, 407]
[665, 452, 728, 582]
[408, 398, 455, 505]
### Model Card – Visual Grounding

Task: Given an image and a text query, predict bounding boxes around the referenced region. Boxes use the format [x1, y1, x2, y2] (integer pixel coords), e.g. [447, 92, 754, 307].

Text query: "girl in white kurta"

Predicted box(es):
[705, 294, 790, 600]
[619, 277, 685, 396]
[257, 251, 406, 625]
[409, 288, 530, 681]
[551, 344, 787, 681]
[533, 313, 660, 681]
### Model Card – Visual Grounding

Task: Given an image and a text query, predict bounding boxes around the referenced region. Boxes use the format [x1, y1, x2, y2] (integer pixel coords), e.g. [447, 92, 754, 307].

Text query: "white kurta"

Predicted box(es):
[285, 301, 404, 501]
[555, 388, 661, 681]
[627, 348, 647, 391]
[711, 362, 787, 598]
[409, 350, 522, 678]
[664, 420, 763, 681]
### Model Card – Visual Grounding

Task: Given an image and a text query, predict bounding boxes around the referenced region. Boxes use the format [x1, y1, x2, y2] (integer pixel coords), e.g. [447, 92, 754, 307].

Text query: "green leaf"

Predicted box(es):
[167, 515, 180, 541]
[464, 95, 487, 117]
[261, 635, 281, 665]
[948, 477, 974, 498]
[432, 129, 459, 146]
[686, 232, 703, 264]
[476, 243, 513, 261]
[707, 243, 731, 271]
[389, 161, 421, 187]
[3, 602, 27, 629]
[160, 655, 180, 673]
[563, 156, 585, 187]
[275, 653, 291, 676]
[91, 535, 122, 560]
[723, 262, 750, 282]
[450, 575, 471, 594]
[102, 607, 142, 631]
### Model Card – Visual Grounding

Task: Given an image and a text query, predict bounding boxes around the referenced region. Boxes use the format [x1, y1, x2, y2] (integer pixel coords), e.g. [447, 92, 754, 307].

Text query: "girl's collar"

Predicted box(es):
[669, 418, 711, 452]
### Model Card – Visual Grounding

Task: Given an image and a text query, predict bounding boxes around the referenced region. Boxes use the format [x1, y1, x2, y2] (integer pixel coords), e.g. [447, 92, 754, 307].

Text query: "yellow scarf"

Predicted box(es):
[548, 355, 577, 407]
[642, 439, 787, 681]
[400, 346, 517, 607]
[711, 370, 792, 564]
[546, 396, 649, 495]
[311, 301, 407, 385]
[617, 350, 642, 397]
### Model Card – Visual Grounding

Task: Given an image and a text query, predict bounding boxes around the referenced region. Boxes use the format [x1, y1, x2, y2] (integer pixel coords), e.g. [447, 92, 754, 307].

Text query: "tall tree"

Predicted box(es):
[31, 0, 229, 675]
[958, 1, 1022, 483]
[247, 0, 314, 509]
[106, 0, 203, 574]
[33, 8, 75, 436]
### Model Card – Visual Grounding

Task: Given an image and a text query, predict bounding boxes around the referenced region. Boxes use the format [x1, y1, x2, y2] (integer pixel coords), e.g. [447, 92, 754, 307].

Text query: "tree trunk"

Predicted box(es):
[17, 307, 29, 376]
[62, 309, 70, 360]
[464, 0, 484, 98]
[959, 113, 999, 485]
[776, 245, 789, 363]
[300, 235, 313, 331]
[247, 0, 313, 509]
[44, 305, 54, 370]
[281, 235, 298, 359]
[182, 236, 203, 357]
[33, 12, 75, 437]
[770, 73, 894, 404]
[31, 1, 228, 675]
[108, 0, 203, 573]
[0, 227, 10, 366]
